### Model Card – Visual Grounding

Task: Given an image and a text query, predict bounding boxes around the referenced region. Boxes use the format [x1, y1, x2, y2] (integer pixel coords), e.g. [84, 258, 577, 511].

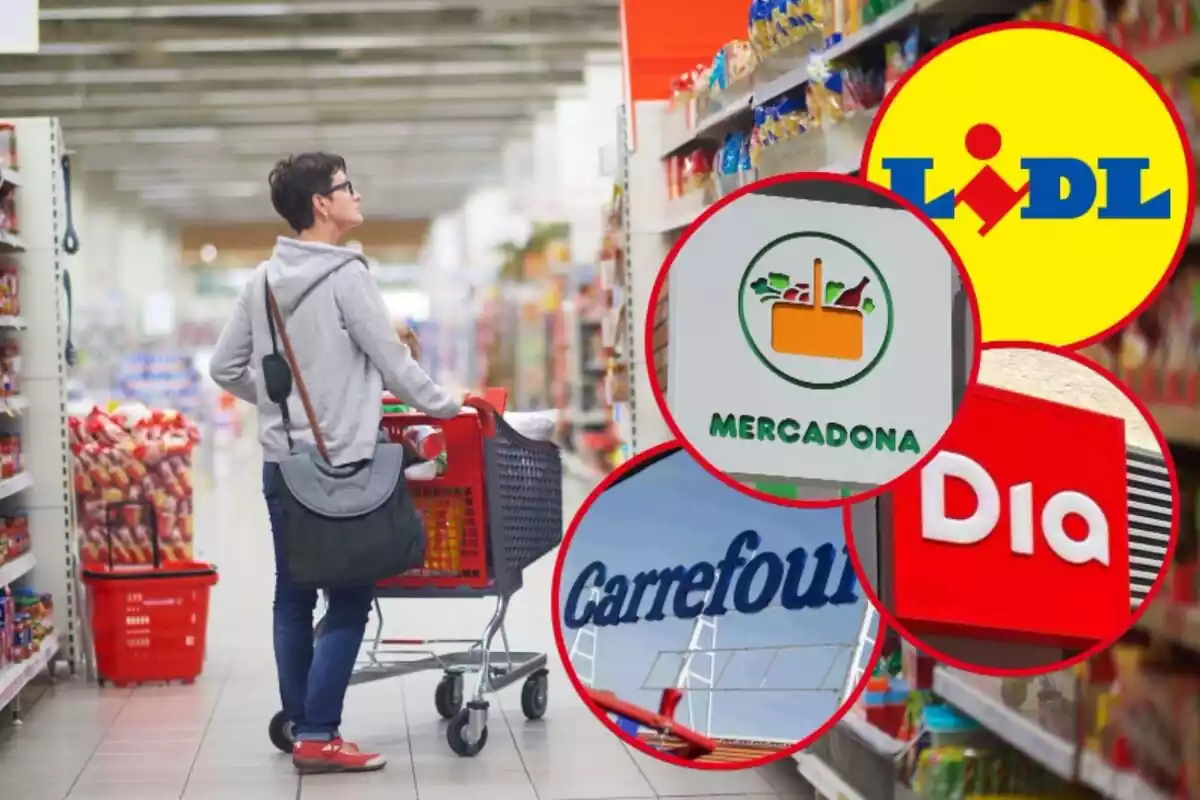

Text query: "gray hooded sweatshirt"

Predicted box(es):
[209, 237, 460, 466]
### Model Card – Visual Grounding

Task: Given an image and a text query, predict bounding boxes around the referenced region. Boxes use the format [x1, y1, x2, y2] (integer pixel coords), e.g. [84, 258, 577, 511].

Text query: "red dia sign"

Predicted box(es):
[890, 385, 1130, 648]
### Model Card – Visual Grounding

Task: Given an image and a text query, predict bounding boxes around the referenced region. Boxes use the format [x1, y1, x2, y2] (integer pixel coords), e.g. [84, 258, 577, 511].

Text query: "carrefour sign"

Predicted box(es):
[564, 530, 860, 629]
[554, 448, 875, 746]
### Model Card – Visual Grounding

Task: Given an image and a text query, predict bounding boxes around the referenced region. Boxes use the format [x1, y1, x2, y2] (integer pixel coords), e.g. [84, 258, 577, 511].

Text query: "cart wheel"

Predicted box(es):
[446, 708, 488, 757]
[520, 672, 549, 721]
[435, 673, 464, 719]
[268, 710, 295, 754]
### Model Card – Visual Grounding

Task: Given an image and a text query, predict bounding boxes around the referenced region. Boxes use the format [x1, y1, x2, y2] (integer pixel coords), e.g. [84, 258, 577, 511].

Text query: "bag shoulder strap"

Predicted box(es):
[265, 283, 331, 464]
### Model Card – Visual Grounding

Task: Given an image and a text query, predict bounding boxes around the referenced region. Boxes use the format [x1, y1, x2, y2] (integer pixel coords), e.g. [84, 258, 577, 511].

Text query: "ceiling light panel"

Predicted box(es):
[39, 29, 619, 57]
[0, 82, 563, 112]
[56, 102, 542, 129]
[0, 59, 583, 88]
[40, 0, 618, 21]
[67, 119, 519, 146]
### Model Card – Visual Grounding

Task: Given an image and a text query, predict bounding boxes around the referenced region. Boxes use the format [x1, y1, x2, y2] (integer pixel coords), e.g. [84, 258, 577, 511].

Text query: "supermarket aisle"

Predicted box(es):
[0, 437, 811, 800]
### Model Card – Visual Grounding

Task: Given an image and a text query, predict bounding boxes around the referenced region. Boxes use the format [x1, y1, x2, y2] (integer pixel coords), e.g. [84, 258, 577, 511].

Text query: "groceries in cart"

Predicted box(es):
[382, 392, 561, 482]
[68, 404, 200, 567]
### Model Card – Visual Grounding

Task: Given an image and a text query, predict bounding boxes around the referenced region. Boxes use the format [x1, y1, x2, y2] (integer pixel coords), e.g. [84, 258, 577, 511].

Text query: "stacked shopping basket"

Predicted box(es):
[81, 502, 219, 686]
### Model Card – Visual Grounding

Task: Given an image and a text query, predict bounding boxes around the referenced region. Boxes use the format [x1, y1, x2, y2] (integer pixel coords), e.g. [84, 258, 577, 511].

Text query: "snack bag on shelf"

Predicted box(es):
[883, 29, 920, 95]
[775, 94, 809, 141]
[770, 0, 792, 49]
[0, 264, 19, 316]
[749, 0, 775, 53]
[708, 48, 729, 94]
[668, 71, 696, 108]
[71, 406, 199, 569]
[682, 148, 715, 192]
[727, 40, 759, 83]
[0, 592, 12, 668]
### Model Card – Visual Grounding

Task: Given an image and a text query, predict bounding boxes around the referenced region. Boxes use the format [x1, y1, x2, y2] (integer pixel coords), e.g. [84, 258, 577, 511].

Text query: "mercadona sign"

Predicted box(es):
[666, 179, 966, 487]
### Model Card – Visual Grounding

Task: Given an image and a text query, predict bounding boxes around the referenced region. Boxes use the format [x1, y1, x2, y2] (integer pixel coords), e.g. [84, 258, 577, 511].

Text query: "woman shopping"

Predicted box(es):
[209, 152, 465, 774]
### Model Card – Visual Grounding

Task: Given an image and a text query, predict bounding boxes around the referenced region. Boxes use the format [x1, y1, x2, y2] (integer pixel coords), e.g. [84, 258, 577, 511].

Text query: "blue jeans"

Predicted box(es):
[263, 463, 374, 741]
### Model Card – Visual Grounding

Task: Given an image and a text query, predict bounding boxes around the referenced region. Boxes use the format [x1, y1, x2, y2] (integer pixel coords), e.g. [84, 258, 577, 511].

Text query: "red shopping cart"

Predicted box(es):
[266, 392, 563, 758]
[586, 687, 718, 761]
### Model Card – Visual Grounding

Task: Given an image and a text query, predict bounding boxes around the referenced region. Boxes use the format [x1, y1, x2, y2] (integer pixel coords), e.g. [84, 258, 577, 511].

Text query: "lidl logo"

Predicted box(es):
[738, 232, 893, 389]
[885, 122, 1171, 235]
[862, 23, 1193, 348]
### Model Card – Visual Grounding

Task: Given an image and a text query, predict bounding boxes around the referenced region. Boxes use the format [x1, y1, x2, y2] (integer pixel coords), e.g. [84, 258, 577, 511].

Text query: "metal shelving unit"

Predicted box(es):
[0, 117, 79, 717]
[933, 668, 1169, 800]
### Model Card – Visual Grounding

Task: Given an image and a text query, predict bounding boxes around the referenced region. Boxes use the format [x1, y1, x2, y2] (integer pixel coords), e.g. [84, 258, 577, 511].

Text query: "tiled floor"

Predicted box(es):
[0, 437, 814, 800]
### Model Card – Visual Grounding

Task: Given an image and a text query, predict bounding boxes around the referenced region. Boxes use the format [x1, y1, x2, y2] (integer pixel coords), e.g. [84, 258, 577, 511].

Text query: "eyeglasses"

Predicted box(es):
[325, 180, 355, 196]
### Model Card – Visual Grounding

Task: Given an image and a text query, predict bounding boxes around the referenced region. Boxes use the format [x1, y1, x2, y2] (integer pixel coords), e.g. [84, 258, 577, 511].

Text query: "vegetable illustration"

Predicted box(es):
[753, 256, 881, 363]
[752, 274, 810, 303]
[749, 261, 874, 315]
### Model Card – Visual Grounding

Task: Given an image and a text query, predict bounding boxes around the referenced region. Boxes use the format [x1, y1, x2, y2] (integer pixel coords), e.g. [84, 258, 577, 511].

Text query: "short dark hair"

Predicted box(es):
[268, 152, 346, 233]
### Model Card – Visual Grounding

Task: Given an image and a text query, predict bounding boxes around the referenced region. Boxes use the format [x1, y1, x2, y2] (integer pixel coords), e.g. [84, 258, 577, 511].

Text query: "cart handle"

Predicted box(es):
[381, 395, 499, 438]
[462, 395, 497, 438]
[584, 688, 718, 757]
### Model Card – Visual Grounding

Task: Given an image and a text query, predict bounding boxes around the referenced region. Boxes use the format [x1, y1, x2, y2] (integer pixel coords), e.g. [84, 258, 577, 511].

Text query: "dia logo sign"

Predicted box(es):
[890, 385, 1132, 647]
[921, 451, 1111, 566]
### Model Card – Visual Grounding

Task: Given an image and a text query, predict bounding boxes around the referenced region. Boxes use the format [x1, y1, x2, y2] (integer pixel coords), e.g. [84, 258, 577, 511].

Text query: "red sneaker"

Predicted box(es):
[292, 738, 386, 774]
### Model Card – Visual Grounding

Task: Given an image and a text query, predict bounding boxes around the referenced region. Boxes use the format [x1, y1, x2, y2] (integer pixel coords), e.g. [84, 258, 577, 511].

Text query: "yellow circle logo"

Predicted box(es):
[862, 23, 1194, 348]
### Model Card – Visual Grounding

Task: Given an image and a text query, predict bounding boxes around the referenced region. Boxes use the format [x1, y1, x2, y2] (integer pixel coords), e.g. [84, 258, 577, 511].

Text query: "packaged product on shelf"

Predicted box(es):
[1160, 72, 1200, 136]
[749, 0, 773, 52]
[738, 134, 753, 174]
[1104, 0, 1193, 48]
[0, 513, 29, 565]
[683, 147, 716, 191]
[817, 0, 840, 46]
[806, 70, 845, 127]
[0, 264, 19, 316]
[777, 95, 810, 141]
[883, 28, 921, 95]
[708, 47, 731, 94]
[716, 133, 746, 177]
[726, 40, 759, 83]
[841, 67, 885, 113]
[0, 124, 15, 169]
[859, 0, 907, 28]
[0, 434, 23, 478]
[1, 343, 21, 397]
[13, 588, 52, 638]
[69, 407, 199, 568]
[668, 69, 700, 107]
[0, 592, 11, 668]
[1018, 0, 1104, 32]
[0, 194, 17, 237]
[0, 588, 52, 666]
[750, 0, 819, 56]
[666, 154, 684, 200]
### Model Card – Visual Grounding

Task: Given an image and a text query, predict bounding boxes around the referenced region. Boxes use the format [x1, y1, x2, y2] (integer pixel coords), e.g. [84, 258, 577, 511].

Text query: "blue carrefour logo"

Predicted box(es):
[563, 529, 860, 630]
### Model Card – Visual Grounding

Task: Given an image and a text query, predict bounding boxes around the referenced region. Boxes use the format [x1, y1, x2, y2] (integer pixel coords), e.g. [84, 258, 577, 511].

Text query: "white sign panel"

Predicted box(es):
[668, 183, 959, 486]
[0, 0, 39, 54]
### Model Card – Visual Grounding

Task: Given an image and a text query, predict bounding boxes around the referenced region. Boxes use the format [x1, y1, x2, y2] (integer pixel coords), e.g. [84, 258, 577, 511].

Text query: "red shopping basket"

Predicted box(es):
[82, 561, 218, 685]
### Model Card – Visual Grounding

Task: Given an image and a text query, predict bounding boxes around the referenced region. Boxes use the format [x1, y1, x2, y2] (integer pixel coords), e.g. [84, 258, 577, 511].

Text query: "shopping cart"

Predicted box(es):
[267, 392, 563, 757]
[586, 687, 718, 760]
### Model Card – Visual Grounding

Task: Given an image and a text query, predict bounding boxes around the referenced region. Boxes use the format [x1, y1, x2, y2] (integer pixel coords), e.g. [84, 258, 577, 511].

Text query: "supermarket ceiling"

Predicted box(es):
[0, 0, 622, 222]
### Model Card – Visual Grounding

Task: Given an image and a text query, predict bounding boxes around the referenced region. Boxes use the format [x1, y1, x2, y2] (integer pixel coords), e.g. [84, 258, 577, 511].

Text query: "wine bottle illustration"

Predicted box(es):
[833, 277, 870, 308]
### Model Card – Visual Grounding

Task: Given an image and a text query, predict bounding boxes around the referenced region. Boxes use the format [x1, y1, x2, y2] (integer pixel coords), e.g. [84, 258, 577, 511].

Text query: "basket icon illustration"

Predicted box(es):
[752, 258, 876, 362]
